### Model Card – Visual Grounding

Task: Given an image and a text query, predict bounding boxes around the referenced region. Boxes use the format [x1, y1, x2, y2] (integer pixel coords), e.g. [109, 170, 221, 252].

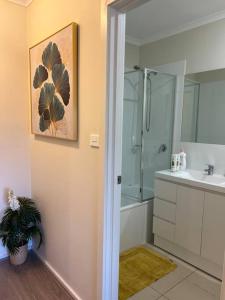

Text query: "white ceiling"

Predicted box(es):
[126, 0, 225, 45]
[7, 0, 32, 7]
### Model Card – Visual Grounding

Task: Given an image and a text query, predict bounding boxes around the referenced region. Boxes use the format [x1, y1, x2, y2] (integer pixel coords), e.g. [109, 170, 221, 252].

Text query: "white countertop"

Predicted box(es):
[155, 169, 225, 194]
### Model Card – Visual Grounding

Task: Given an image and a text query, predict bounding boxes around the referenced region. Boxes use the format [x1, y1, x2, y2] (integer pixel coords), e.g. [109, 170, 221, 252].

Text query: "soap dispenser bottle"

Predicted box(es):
[179, 149, 186, 171]
[171, 154, 179, 172]
[171, 154, 176, 172]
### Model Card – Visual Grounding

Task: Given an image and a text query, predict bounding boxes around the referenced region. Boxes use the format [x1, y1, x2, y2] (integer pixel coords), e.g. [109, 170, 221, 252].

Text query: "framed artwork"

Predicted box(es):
[29, 23, 78, 141]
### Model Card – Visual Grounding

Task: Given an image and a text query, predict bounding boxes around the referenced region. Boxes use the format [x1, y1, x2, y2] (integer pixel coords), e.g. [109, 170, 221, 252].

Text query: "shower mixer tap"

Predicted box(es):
[158, 144, 167, 153]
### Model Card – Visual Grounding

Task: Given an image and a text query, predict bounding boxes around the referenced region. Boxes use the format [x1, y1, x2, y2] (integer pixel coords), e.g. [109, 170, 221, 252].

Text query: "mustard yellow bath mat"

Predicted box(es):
[119, 246, 177, 300]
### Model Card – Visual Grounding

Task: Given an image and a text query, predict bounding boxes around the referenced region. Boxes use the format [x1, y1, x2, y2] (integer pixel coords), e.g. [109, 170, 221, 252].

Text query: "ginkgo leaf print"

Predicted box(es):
[42, 42, 62, 71]
[33, 37, 72, 136]
[33, 65, 48, 89]
[30, 23, 78, 140]
[38, 82, 65, 133]
[38, 83, 55, 116]
[39, 114, 51, 132]
[52, 64, 70, 105]
[50, 95, 65, 122]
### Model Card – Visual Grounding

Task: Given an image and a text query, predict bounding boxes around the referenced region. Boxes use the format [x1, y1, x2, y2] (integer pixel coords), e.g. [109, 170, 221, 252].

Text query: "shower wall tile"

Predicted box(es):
[181, 142, 225, 175]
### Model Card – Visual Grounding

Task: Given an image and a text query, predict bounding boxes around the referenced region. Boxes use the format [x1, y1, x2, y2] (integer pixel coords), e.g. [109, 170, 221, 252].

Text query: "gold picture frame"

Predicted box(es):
[29, 23, 78, 141]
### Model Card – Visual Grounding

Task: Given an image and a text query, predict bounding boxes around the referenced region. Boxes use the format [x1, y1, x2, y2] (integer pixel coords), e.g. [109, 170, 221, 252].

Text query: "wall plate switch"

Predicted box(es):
[90, 134, 100, 148]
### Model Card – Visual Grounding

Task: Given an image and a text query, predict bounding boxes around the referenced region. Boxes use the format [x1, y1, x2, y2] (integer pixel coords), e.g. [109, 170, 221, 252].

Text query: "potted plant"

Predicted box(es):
[0, 190, 42, 265]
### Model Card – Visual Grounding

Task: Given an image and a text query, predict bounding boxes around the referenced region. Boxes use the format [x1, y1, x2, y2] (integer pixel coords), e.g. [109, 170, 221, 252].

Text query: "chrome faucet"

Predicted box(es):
[204, 164, 214, 175]
[158, 144, 167, 153]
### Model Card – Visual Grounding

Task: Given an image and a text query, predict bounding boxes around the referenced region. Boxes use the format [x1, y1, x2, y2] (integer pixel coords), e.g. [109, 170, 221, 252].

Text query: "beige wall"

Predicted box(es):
[0, 0, 30, 258]
[192, 69, 225, 83]
[140, 18, 225, 74]
[125, 42, 140, 69]
[27, 0, 107, 299]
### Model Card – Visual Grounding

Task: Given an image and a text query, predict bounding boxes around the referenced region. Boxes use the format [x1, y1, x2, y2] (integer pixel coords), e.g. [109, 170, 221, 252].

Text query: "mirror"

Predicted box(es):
[181, 68, 225, 145]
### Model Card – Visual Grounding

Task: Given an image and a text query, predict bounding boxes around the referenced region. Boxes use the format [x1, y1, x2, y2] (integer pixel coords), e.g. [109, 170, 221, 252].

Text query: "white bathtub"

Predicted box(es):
[120, 199, 153, 252]
[121, 185, 154, 207]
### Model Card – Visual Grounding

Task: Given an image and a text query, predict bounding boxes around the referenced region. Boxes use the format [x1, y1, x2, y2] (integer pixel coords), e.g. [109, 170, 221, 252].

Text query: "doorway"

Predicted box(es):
[103, 1, 225, 300]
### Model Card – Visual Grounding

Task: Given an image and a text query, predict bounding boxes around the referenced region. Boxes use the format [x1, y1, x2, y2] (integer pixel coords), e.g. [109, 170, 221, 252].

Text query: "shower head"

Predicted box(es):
[134, 65, 141, 71]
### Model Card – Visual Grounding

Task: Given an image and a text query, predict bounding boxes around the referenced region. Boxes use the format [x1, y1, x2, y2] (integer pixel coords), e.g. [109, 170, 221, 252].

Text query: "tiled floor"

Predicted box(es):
[128, 246, 221, 300]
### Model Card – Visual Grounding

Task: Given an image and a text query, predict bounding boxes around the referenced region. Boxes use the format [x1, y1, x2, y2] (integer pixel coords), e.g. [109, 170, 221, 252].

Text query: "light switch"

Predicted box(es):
[90, 134, 100, 148]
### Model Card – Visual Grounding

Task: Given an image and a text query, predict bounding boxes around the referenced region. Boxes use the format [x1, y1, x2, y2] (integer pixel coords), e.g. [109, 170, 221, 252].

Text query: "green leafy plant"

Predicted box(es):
[33, 41, 70, 135]
[0, 196, 43, 255]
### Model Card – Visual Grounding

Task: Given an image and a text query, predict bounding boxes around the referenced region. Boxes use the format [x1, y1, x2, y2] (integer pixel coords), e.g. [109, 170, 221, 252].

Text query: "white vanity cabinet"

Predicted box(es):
[153, 178, 225, 279]
[155, 179, 176, 203]
[175, 185, 204, 255]
[153, 180, 176, 243]
[201, 192, 225, 266]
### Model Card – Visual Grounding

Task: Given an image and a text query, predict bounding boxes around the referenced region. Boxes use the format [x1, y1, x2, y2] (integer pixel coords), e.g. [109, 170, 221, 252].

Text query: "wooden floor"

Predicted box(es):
[0, 251, 74, 300]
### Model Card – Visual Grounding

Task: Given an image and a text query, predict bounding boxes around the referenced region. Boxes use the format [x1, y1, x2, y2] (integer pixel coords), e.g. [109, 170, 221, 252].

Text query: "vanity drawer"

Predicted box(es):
[153, 216, 175, 242]
[154, 198, 176, 223]
[155, 179, 177, 203]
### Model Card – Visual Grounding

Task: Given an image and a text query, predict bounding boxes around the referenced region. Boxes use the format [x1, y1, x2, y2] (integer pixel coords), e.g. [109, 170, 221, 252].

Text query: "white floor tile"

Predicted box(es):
[168, 256, 196, 273]
[165, 279, 219, 300]
[129, 245, 221, 300]
[150, 261, 193, 294]
[128, 286, 161, 300]
[146, 244, 196, 273]
[187, 271, 221, 298]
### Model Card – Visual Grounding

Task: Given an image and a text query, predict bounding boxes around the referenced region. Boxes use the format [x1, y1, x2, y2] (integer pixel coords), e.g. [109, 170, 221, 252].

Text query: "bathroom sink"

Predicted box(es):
[175, 170, 225, 185]
[200, 175, 225, 185]
[155, 169, 225, 191]
[181, 170, 225, 185]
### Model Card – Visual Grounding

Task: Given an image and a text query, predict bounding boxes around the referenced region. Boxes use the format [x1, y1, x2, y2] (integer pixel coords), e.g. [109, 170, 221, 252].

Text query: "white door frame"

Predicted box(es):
[103, 2, 225, 300]
[102, 1, 150, 300]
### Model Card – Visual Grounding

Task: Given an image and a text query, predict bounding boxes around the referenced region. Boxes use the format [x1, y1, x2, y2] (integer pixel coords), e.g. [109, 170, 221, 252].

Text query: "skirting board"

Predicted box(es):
[34, 250, 82, 300]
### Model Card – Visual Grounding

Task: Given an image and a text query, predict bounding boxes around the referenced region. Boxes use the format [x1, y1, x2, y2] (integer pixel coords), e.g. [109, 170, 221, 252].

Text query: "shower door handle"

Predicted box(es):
[144, 70, 152, 132]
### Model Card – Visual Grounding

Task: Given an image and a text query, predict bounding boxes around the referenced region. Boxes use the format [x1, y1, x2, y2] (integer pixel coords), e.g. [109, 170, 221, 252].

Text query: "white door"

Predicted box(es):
[175, 185, 204, 255]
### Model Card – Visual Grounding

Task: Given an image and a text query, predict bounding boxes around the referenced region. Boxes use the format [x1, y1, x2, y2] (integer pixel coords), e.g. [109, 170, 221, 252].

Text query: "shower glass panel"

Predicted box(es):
[142, 70, 176, 201]
[121, 68, 176, 207]
[121, 70, 144, 207]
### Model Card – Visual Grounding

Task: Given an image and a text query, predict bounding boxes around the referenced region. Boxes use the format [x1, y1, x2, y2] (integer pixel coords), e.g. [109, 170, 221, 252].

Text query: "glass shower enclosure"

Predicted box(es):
[121, 68, 176, 207]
